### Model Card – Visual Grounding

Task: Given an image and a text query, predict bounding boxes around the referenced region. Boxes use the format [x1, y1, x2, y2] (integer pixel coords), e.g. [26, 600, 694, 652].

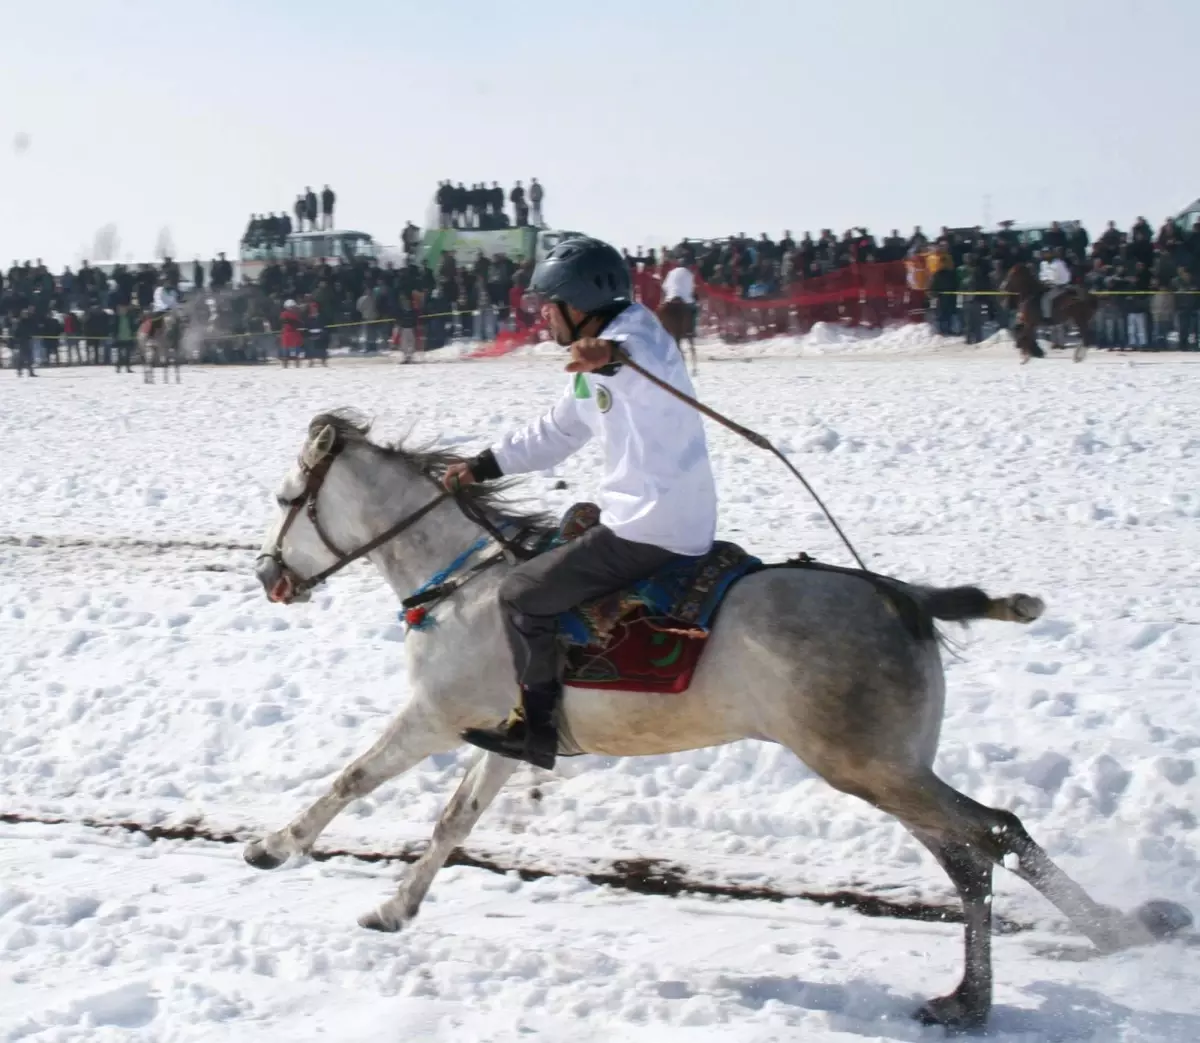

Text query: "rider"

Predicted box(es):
[661, 257, 697, 332]
[149, 277, 179, 335]
[443, 236, 718, 770]
[1037, 248, 1072, 318]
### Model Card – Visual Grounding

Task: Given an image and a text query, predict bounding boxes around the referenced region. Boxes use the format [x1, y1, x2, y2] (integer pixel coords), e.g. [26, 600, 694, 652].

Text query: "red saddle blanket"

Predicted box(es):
[564, 609, 708, 694]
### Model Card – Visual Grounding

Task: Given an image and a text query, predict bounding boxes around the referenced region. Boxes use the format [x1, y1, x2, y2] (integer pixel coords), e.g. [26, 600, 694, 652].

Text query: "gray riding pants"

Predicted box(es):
[499, 525, 677, 689]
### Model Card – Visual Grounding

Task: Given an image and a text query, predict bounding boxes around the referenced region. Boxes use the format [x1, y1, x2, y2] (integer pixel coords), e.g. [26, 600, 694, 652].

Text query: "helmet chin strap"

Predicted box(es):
[555, 302, 579, 344]
[556, 302, 612, 344]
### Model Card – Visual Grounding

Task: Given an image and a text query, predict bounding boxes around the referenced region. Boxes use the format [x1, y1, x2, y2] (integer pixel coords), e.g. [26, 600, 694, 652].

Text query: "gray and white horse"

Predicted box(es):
[246, 409, 1189, 1032]
[138, 311, 182, 383]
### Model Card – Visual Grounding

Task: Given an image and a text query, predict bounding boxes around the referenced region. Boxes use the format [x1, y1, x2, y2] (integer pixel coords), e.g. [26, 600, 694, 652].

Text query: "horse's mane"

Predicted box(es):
[308, 408, 556, 544]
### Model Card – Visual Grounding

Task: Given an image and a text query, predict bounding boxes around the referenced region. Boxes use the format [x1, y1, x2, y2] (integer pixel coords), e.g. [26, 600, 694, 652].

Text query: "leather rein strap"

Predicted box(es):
[294, 489, 451, 595]
[262, 436, 529, 597]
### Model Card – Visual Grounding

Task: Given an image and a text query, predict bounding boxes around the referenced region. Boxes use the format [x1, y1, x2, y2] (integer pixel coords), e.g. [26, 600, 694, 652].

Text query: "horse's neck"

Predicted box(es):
[334, 457, 490, 598]
[377, 501, 486, 597]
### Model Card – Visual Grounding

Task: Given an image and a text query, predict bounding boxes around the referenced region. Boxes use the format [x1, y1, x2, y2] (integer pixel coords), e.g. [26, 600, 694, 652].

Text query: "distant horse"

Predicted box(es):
[657, 297, 698, 375]
[138, 311, 183, 383]
[244, 409, 1190, 1033]
[140, 311, 183, 383]
[1001, 264, 1098, 364]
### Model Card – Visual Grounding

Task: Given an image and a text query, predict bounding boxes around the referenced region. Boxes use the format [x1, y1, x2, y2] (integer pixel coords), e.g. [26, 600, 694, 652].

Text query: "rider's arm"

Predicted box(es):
[473, 385, 592, 480]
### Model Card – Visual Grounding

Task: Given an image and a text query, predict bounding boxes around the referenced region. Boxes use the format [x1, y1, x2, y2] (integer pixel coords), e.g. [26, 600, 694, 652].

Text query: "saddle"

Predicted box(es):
[553, 504, 760, 693]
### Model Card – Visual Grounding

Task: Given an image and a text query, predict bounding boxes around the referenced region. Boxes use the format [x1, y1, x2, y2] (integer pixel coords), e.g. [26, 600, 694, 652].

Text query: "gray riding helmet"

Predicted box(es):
[529, 237, 631, 315]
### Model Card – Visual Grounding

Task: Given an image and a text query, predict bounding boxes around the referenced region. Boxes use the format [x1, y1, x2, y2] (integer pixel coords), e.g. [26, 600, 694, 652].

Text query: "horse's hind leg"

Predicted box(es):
[831, 766, 1189, 1030]
[359, 751, 516, 932]
[905, 774, 1189, 953]
[908, 830, 993, 1031]
[243, 705, 457, 870]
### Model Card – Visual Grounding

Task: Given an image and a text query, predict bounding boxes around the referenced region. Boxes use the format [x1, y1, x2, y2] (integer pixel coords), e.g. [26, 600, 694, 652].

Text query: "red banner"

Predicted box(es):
[697, 261, 927, 342]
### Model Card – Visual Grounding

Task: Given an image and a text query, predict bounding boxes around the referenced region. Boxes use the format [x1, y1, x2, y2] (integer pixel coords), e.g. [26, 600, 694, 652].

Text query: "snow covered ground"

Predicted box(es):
[2, 329, 1199, 1040]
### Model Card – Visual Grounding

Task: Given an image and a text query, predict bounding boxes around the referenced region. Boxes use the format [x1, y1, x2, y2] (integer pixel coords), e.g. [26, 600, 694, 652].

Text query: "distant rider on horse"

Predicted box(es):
[662, 259, 698, 330]
[443, 236, 718, 769]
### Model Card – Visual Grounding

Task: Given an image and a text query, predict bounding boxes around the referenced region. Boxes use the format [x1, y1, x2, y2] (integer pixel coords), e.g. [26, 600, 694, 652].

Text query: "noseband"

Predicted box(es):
[257, 438, 452, 598]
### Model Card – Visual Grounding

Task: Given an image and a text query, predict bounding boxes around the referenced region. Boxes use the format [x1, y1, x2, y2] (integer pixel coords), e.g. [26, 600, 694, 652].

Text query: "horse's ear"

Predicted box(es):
[303, 424, 337, 468]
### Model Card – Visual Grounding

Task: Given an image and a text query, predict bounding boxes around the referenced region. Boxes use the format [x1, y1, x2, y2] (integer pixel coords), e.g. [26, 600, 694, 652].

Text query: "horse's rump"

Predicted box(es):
[657, 297, 696, 339]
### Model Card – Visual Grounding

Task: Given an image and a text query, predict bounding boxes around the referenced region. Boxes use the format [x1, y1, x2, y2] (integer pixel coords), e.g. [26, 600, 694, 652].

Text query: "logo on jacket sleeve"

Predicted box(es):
[595, 384, 613, 413]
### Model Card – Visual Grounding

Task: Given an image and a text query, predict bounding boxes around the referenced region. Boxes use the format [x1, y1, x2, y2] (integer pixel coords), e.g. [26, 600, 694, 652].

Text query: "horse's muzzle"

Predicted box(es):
[255, 554, 305, 604]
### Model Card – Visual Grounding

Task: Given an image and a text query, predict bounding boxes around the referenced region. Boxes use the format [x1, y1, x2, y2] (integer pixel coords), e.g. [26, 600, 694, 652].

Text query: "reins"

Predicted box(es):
[267, 342, 870, 604]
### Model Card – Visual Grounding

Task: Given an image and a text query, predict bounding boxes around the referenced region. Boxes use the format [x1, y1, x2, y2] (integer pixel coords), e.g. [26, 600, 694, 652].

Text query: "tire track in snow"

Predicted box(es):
[0, 809, 1032, 933]
[0, 534, 259, 553]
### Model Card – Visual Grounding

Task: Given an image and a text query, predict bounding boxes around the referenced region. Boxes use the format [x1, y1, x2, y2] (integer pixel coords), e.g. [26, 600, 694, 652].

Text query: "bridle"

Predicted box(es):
[257, 434, 531, 602]
[257, 438, 452, 601]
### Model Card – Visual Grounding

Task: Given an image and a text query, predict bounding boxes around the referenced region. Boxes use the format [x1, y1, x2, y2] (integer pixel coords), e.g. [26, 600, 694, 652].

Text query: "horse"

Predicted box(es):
[1001, 263, 1098, 364]
[138, 310, 183, 383]
[244, 409, 1190, 1033]
[657, 297, 698, 375]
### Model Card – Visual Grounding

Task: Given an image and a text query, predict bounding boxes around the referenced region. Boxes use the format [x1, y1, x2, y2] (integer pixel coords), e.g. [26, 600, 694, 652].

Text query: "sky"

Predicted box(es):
[1, 0, 1198, 269]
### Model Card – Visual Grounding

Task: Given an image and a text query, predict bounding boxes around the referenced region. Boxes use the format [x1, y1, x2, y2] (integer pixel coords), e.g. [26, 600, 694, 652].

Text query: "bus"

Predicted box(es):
[238, 229, 383, 284]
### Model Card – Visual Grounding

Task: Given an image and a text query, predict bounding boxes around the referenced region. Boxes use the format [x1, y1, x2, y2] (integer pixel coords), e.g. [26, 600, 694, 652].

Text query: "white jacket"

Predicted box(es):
[662, 265, 696, 303]
[490, 303, 717, 556]
[153, 286, 178, 312]
[1039, 259, 1071, 287]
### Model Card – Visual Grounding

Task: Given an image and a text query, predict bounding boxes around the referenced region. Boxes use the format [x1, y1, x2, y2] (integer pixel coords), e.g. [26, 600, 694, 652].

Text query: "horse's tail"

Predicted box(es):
[917, 584, 1044, 626]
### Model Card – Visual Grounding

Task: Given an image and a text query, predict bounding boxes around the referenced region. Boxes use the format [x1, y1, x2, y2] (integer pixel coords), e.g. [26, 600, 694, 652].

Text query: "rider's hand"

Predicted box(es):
[565, 338, 615, 373]
[443, 462, 476, 491]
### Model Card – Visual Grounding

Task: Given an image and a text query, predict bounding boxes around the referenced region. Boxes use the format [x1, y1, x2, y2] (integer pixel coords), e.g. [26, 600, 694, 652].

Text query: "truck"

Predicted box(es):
[416, 226, 586, 270]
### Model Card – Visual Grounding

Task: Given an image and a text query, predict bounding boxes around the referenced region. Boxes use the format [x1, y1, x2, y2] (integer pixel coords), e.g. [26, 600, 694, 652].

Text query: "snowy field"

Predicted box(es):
[2, 328, 1199, 1041]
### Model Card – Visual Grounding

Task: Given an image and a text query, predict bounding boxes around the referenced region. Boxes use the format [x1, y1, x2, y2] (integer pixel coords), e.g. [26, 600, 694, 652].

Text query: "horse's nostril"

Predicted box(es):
[255, 556, 282, 590]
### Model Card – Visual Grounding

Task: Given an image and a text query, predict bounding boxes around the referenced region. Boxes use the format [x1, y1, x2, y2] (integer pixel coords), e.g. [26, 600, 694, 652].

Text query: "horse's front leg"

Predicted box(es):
[360, 751, 516, 932]
[244, 701, 458, 870]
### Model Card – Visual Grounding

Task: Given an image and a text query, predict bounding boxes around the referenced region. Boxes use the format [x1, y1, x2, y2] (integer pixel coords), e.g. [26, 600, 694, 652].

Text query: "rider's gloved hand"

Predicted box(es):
[442, 462, 475, 491]
[443, 450, 502, 491]
[565, 338, 616, 373]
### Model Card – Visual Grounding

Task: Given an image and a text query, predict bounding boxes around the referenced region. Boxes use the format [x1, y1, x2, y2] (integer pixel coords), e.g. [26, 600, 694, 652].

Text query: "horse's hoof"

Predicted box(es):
[243, 839, 286, 871]
[1136, 899, 1193, 940]
[1009, 594, 1045, 623]
[358, 908, 403, 933]
[913, 992, 989, 1033]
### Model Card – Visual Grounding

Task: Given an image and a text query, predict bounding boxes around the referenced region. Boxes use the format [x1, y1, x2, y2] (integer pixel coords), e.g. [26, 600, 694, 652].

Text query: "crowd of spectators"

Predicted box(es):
[434, 180, 545, 230]
[7, 211, 1200, 374]
[623, 214, 1200, 350]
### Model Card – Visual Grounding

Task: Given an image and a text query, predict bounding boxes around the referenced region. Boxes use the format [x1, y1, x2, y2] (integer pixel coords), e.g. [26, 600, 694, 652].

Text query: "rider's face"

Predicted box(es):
[543, 302, 583, 346]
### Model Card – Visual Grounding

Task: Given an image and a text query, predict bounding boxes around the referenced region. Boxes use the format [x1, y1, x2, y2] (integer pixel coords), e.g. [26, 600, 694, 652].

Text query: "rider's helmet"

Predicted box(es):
[529, 237, 631, 316]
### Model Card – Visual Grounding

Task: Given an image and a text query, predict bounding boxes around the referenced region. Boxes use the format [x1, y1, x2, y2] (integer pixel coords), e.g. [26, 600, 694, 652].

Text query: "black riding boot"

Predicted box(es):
[461, 682, 560, 770]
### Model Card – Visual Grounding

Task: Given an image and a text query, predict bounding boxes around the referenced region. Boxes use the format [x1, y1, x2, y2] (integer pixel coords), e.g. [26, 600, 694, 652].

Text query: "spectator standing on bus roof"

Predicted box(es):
[436, 181, 453, 229]
[321, 185, 336, 230]
[511, 181, 528, 227]
[304, 188, 318, 232]
[294, 195, 307, 233]
[529, 179, 544, 227]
